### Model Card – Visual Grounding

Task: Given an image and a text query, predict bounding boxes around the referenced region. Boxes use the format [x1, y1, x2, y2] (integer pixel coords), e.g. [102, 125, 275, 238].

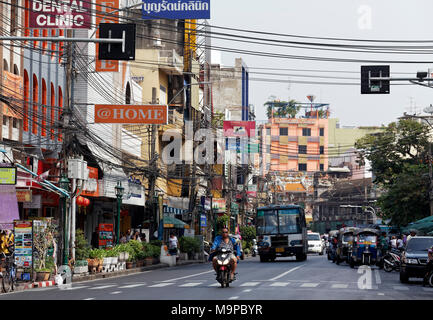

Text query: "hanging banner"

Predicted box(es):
[29, 0, 92, 29]
[142, 0, 210, 20]
[94, 105, 168, 124]
[14, 220, 33, 268]
[95, 0, 119, 72]
[223, 121, 256, 137]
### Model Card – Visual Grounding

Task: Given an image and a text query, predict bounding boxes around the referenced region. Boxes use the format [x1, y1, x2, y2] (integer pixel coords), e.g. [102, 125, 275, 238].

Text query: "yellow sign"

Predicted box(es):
[0, 167, 17, 185]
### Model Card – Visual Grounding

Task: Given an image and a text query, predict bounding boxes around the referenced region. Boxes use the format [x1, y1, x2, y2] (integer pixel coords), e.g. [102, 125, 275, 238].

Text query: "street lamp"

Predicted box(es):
[115, 181, 124, 245]
[59, 175, 70, 266]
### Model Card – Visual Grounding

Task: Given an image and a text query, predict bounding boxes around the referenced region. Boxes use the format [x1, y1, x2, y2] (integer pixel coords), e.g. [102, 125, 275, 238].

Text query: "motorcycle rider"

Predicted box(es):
[423, 245, 433, 286]
[210, 227, 241, 281]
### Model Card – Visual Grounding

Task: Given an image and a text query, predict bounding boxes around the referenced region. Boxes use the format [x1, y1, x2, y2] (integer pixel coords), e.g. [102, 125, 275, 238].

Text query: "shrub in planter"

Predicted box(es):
[179, 237, 200, 259]
[128, 240, 144, 258]
[75, 229, 91, 261]
[150, 240, 163, 247]
[243, 248, 250, 255]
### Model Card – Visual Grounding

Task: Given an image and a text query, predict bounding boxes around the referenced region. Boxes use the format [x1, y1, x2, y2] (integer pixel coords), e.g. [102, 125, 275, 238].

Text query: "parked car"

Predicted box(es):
[307, 232, 325, 255]
[400, 236, 433, 283]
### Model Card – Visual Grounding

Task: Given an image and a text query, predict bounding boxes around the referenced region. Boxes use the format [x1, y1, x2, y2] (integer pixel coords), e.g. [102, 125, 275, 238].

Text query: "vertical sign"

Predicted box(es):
[95, 0, 119, 72]
[14, 220, 33, 268]
[98, 223, 114, 248]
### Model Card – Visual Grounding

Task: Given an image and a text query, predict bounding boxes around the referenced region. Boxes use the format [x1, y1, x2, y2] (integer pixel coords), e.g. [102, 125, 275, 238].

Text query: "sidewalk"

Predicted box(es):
[11, 259, 206, 292]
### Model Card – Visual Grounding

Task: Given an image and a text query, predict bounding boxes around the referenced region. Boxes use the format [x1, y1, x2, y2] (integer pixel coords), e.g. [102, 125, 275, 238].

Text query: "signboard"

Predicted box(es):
[212, 198, 226, 213]
[98, 223, 114, 248]
[29, 0, 91, 29]
[81, 167, 99, 197]
[14, 220, 33, 268]
[200, 214, 207, 227]
[95, 0, 119, 72]
[142, 0, 210, 20]
[223, 121, 256, 137]
[94, 105, 168, 124]
[361, 65, 390, 94]
[0, 166, 17, 185]
[23, 194, 42, 209]
[16, 190, 32, 202]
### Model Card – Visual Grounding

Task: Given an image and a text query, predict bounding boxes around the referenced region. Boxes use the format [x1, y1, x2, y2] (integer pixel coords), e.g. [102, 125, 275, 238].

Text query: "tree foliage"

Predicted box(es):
[265, 99, 300, 119]
[355, 119, 431, 226]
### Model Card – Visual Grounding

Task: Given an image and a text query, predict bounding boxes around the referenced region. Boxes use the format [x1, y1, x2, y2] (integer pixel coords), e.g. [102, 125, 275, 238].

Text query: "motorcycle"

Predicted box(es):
[251, 239, 258, 257]
[214, 248, 236, 288]
[383, 248, 401, 272]
[423, 260, 433, 287]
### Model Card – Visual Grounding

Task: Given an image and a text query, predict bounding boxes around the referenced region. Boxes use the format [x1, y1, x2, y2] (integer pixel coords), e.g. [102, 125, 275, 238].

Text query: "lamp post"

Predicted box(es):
[59, 175, 70, 265]
[115, 181, 124, 245]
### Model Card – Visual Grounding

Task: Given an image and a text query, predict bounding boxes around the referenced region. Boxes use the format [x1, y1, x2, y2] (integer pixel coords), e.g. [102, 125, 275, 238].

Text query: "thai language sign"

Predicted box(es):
[94, 105, 168, 124]
[142, 0, 210, 20]
[29, 0, 91, 29]
[223, 121, 256, 137]
[14, 220, 33, 268]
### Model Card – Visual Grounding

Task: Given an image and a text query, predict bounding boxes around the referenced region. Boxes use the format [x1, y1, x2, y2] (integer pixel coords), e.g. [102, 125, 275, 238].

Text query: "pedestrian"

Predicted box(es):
[120, 233, 127, 244]
[407, 230, 417, 243]
[397, 236, 404, 250]
[168, 232, 179, 257]
[379, 232, 389, 256]
[141, 232, 147, 243]
[91, 227, 99, 249]
[126, 229, 132, 242]
[132, 231, 141, 242]
[390, 236, 397, 249]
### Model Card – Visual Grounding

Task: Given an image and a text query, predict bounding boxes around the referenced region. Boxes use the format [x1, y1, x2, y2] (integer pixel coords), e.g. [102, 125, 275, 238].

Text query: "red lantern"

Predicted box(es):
[83, 198, 90, 207]
[76, 196, 84, 206]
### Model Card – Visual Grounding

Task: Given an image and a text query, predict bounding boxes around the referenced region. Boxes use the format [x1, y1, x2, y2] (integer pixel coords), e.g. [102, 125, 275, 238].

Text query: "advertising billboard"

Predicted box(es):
[29, 0, 91, 29]
[223, 121, 256, 137]
[142, 0, 210, 20]
[94, 105, 168, 124]
[0, 167, 17, 185]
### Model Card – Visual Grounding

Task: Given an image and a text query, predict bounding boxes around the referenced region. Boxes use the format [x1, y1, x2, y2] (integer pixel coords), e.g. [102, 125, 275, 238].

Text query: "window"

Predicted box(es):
[298, 163, 307, 171]
[298, 145, 307, 154]
[12, 118, 17, 128]
[320, 146, 324, 154]
[320, 164, 324, 171]
[320, 128, 324, 136]
[50, 83, 55, 140]
[3, 117, 7, 126]
[266, 128, 271, 136]
[32, 74, 38, 135]
[41, 79, 47, 136]
[302, 128, 311, 136]
[280, 127, 288, 136]
[24, 70, 29, 131]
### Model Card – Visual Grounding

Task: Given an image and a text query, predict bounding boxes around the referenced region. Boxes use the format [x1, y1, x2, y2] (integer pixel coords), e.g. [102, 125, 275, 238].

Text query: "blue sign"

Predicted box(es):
[200, 214, 207, 227]
[142, 0, 211, 20]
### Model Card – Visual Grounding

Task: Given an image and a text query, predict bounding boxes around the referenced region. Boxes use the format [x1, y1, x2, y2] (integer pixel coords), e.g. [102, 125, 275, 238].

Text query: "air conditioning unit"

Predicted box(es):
[154, 38, 162, 47]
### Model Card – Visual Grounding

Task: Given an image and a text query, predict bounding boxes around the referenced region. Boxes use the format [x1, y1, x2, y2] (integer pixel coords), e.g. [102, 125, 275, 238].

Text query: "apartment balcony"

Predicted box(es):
[158, 49, 184, 75]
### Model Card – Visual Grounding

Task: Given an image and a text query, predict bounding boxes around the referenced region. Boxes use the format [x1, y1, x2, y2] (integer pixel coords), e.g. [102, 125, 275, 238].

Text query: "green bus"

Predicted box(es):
[256, 205, 308, 262]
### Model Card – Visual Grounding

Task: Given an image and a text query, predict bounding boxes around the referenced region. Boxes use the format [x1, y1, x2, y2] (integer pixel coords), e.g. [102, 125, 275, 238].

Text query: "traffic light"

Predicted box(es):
[361, 65, 390, 94]
[98, 23, 136, 61]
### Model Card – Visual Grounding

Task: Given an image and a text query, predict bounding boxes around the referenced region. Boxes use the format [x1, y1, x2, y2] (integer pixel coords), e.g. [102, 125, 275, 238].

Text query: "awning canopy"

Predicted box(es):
[163, 216, 190, 229]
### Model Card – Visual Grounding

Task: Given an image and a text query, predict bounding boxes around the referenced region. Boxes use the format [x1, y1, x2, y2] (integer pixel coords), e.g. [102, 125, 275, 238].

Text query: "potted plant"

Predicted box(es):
[151, 244, 161, 264]
[88, 249, 105, 272]
[126, 256, 135, 269]
[33, 222, 56, 281]
[180, 237, 200, 260]
[74, 229, 90, 273]
[136, 251, 146, 267]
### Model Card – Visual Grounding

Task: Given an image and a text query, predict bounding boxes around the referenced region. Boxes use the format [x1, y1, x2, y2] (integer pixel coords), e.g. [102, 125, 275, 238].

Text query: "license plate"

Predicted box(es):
[276, 248, 284, 253]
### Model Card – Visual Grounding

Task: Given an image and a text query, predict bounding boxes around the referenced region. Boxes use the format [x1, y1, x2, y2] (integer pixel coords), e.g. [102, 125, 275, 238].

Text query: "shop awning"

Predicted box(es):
[163, 216, 190, 229]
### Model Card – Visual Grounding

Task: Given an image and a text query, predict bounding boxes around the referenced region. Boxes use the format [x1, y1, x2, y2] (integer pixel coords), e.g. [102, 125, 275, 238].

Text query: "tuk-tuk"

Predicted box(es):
[349, 228, 380, 268]
[327, 230, 339, 262]
[336, 227, 358, 265]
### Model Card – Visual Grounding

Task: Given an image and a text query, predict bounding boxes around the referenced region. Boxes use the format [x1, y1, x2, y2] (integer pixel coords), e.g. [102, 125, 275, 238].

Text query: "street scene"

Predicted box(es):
[1, 0, 433, 306]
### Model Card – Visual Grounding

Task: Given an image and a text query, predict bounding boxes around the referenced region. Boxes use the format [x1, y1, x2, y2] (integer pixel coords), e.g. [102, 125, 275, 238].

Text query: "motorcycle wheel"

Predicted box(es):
[336, 256, 340, 265]
[427, 272, 433, 287]
[383, 260, 393, 273]
[349, 258, 355, 269]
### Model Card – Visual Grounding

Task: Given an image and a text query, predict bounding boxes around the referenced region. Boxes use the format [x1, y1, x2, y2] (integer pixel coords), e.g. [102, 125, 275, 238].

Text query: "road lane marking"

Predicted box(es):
[378, 293, 385, 296]
[64, 286, 89, 290]
[209, 283, 220, 287]
[270, 282, 289, 287]
[423, 287, 433, 292]
[242, 289, 252, 292]
[269, 265, 304, 281]
[148, 283, 174, 288]
[228, 296, 239, 300]
[89, 285, 117, 290]
[393, 286, 409, 291]
[240, 282, 260, 287]
[118, 283, 147, 288]
[83, 298, 95, 300]
[110, 291, 122, 295]
[161, 270, 214, 282]
[300, 283, 319, 288]
[374, 269, 382, 285]
[331, 284, 348, 289]
[179, 282, 203, 287]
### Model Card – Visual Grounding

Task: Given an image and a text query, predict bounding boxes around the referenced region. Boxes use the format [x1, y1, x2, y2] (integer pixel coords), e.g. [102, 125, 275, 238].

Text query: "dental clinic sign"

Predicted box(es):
[142, 0, 210, 20]
[29, 0, 91, 28]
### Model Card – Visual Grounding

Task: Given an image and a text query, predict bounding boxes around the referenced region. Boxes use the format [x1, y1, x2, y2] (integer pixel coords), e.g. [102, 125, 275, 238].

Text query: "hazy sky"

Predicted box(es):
[210, 0, 433, 126]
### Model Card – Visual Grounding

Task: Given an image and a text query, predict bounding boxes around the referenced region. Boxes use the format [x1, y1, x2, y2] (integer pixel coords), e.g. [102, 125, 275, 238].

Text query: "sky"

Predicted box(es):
[209, 0, 433, 126]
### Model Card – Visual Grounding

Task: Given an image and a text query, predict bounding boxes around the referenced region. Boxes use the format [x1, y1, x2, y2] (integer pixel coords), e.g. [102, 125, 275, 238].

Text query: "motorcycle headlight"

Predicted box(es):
[223, 259, 230, 265]
[217, 260, 223, 265]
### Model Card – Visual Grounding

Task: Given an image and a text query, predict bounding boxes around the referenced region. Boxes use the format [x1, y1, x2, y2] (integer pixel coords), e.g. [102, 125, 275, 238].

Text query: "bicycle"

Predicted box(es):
[1, 249, 17, 293]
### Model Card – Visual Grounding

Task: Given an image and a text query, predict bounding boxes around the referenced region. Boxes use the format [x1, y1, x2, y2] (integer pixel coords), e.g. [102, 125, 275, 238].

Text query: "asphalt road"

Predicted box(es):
[1, 254, 433, 300]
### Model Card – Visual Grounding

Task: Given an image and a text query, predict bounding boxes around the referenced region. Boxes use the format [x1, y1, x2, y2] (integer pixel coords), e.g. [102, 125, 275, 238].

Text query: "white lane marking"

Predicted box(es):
[209, 283, 220, 287]
[393, 286, 409, 291]
[242, 289, 252, 293]
[179, 282, 203, 287]
[118, 283, 147, 289]
[89, 285, 117, 290]
[422, 287, 433, 292]
[161, 270, 214, 282]
[300, 283, 319, 288]
[374, 269, 382, 285]
[148, 283, 174, 288]
[240, 282, 260, 287]
[378, 293, 385, 296]
[83, 298, 95, 300]
[331, 284, 348, 289]
[228, 296, 239, 300]
[269, 265, 304, 281]
[110, 291, 122, 295]
[64, 286, 89, 290]
[270, 282, 289, 287]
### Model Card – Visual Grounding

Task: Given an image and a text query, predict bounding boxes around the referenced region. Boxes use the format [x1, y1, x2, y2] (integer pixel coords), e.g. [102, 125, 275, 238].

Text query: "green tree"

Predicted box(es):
[265, 99, 300, 119]
[239, 226, 256, 249]
[355, 119, 431, 226]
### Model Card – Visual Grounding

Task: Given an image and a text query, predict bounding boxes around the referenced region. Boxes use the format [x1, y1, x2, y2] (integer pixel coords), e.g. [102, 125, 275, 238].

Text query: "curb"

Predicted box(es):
[34, 281, 55, 288]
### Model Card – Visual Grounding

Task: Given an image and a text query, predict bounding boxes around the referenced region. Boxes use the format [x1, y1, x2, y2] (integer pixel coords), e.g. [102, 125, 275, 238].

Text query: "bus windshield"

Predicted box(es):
[257, 208, 301, 235]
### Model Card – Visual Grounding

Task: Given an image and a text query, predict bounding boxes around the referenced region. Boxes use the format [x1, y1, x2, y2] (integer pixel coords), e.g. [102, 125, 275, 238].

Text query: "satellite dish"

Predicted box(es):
[424, 105, 433, 114]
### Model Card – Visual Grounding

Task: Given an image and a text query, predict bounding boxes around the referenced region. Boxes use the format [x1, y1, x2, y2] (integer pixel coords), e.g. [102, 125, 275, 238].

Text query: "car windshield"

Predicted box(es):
[343, 234, 353, 242]
[358, 234, 376, 243]
[406, 238, 433, 252]
[308, 234, 320, 241]
[256, 208, 301, 235]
